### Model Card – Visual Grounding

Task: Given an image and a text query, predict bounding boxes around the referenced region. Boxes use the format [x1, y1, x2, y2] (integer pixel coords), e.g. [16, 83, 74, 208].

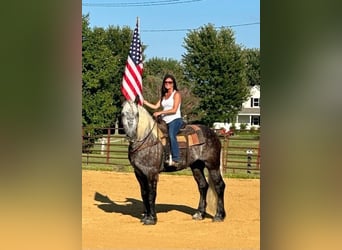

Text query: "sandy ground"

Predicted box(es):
[82, 170, 260, 249]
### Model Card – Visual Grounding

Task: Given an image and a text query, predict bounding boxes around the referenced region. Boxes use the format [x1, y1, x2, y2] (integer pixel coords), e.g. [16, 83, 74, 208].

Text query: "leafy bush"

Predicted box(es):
[240, 123, 247, 130]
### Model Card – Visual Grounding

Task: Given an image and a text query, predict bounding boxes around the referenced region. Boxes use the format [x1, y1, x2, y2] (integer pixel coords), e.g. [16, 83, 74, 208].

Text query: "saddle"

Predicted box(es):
[156, 118, 205, 170]
[157, 120, 205, 148]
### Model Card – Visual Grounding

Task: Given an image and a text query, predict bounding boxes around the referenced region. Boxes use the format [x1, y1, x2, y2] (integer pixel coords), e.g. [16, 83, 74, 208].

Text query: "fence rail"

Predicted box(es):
[82, 127, 260, 173]
[221, 133, 260, 173]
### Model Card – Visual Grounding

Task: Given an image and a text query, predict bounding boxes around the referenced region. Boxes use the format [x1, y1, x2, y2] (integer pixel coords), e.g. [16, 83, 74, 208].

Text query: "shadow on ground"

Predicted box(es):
[94, 192, 211, 220]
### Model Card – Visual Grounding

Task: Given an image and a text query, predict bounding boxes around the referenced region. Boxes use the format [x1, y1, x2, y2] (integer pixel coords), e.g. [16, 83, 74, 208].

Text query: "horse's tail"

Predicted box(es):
[206, 141, 225, 216]
[206, 173, 218, 216]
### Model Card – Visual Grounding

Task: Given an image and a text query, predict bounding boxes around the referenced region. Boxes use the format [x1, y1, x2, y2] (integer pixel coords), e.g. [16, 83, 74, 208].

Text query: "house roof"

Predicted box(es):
[251, 85, 260, 90]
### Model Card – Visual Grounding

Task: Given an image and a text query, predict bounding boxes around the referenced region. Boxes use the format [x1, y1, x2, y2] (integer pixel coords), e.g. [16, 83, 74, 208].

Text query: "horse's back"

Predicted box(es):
[179, 124, 221, 168]
[183, 124, 220, 145]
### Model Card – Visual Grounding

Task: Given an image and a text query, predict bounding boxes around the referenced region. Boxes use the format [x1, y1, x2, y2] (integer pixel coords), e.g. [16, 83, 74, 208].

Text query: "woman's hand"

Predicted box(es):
[153, 111, 162, 117]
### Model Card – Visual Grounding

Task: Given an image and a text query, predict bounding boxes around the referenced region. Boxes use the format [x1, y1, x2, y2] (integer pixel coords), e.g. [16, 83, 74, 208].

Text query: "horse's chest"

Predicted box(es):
[129, 142, 164, 169]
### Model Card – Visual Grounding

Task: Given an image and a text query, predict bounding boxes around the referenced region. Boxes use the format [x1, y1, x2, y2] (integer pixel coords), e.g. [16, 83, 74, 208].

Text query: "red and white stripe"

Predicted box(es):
[121, 57, 143, 104]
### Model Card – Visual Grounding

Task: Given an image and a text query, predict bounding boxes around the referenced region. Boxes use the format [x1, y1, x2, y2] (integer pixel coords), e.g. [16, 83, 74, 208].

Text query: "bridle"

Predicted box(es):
[129, 116, 161, 154]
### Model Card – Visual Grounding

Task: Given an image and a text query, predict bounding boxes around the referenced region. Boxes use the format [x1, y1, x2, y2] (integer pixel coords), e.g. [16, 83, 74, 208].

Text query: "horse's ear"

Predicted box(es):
[134, 95, 140, 105]
[120, 95, 126, 105]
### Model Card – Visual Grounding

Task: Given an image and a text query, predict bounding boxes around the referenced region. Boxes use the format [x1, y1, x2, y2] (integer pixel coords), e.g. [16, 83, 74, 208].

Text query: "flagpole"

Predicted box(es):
[136, 16, 143, 104]
[137, 16, 140, 32]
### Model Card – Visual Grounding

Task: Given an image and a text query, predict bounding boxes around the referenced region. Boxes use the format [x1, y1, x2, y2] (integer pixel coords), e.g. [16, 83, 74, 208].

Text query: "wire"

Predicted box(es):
[82, 0, 203, 7]
[142, 22, 260, 32]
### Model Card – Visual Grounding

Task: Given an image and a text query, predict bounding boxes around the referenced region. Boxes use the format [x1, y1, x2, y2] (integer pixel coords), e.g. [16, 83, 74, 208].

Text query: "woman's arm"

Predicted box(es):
[143, 99, 161, 110]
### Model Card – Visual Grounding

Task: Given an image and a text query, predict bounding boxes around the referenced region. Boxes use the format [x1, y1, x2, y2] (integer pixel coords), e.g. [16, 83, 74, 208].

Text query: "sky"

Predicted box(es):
[82, 0, 260, 61]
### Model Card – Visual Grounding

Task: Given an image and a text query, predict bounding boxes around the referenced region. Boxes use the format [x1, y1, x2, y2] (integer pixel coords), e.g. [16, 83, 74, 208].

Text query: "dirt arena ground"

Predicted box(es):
[82, 170, 260, 249]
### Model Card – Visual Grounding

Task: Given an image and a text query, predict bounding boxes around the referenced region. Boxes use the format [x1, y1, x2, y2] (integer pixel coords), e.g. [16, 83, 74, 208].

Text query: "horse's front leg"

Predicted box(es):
[134, 170, 149, 222]
[144, 175, 158, 225]
[134, 170, 158, 225]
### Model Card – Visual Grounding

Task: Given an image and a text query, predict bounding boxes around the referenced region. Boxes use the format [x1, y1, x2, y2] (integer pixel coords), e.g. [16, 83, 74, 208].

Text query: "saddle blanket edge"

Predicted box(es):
[160, 125, 204, 148]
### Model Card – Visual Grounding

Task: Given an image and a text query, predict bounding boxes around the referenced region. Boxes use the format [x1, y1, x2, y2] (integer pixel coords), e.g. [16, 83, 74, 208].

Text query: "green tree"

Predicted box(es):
[182, 24, 249, 126]
[244, 48, 260, 86]
[82, 25, 119, 128]
[82, 15, 136, 130]
[104, 25, 135, 128]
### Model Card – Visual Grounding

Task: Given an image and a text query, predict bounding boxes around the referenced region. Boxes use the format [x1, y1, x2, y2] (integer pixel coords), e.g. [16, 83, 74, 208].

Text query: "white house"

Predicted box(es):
[213, 85, 260, 130]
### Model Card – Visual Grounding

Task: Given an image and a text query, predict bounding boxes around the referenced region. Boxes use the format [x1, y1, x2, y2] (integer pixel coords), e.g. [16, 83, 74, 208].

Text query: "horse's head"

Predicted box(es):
[122, 99, 158, 142]
[121, 101, 139, 141]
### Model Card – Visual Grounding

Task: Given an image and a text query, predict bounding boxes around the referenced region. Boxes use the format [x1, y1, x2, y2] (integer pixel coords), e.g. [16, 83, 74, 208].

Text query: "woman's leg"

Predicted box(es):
[168, 118, 183, 162]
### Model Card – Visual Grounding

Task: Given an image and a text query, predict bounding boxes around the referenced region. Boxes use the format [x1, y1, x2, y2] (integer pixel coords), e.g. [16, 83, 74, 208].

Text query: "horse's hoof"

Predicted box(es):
[140, 214, 148, 223]
[143, 219, 157, 225]
[212, 215, 224, 222]
[142, 216, 157, 225]
[192, 211, 204, 220]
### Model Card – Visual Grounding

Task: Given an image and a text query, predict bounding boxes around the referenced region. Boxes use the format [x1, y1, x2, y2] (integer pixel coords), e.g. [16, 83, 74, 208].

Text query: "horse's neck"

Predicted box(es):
[136, 106, 158, 141]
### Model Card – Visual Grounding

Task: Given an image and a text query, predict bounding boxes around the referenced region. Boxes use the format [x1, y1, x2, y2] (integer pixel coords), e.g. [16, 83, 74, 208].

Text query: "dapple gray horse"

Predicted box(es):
[121, 99, 226, 225]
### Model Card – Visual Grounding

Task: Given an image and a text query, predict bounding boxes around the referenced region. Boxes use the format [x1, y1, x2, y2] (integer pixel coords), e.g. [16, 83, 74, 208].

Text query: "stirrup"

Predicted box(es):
[168, 161, 180, 167]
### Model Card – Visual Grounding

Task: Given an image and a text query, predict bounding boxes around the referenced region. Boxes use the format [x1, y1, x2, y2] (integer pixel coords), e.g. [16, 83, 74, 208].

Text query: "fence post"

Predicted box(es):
[115, 119, 119, 134]
[222, 136, 228, 173]
[106, 128, 110, 163]
[87, 132, 90, 165]
[100, 138, 106, 155]
[246, 149, 253, 173]
[256, 142, 261, 169]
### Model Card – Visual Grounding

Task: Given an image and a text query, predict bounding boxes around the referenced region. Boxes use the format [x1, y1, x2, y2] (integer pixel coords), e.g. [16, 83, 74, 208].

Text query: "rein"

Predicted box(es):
[129, 119, 161, 154]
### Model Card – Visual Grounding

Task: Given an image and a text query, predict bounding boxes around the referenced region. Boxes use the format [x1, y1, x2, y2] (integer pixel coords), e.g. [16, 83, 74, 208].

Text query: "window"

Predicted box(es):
[250, 98, 259, 107]
[251, 116, 260, 125]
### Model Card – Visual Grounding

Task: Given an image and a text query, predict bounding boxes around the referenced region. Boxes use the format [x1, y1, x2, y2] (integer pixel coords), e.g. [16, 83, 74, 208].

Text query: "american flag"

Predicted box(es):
[121, 19, 144, 105]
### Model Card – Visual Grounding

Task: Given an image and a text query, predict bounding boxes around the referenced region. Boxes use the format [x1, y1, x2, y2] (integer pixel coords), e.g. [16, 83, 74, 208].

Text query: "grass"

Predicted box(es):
[81, 163, 260, 179]
[82, 164, 133, 172]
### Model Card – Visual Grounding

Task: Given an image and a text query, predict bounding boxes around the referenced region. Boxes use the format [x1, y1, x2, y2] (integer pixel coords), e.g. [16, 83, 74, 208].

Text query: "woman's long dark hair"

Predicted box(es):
[160, 74, 178, 100]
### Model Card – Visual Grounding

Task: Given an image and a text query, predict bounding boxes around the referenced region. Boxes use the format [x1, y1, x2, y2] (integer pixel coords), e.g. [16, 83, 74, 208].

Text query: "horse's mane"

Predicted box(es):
[137, 104, 160, 140]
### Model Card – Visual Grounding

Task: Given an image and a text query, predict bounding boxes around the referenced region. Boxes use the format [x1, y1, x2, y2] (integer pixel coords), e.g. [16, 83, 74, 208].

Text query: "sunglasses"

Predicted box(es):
[164, 81, 173, 84]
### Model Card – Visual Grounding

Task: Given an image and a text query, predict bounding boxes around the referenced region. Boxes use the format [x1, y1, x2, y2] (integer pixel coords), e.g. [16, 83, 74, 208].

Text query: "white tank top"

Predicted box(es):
[161, 90, 181, 124]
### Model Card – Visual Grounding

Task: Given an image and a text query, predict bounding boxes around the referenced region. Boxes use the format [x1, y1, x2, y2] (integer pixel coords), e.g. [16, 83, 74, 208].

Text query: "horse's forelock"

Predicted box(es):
[122, 101, 138, 115]
[121, 101, 139, 141]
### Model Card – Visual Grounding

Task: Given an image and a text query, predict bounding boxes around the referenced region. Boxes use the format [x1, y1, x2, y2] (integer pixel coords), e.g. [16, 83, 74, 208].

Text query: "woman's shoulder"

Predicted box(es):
[173, 91, 181, 101]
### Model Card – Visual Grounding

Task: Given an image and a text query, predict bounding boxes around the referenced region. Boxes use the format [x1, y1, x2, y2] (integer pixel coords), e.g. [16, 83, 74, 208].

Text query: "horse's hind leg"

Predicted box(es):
[208, 169, 226, 221]
[190, 161, 208, 220]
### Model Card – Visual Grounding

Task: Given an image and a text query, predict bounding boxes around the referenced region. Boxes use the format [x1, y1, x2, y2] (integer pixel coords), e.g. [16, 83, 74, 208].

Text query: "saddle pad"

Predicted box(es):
[160, 124, 205, 148]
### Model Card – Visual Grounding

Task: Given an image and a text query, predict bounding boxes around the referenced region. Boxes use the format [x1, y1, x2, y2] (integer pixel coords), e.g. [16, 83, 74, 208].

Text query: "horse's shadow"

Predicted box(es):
[94, 192, 206, 220]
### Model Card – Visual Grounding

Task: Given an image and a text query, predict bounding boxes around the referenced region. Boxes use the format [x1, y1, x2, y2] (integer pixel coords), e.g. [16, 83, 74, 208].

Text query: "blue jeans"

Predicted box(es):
[167, 118, 183, 162]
